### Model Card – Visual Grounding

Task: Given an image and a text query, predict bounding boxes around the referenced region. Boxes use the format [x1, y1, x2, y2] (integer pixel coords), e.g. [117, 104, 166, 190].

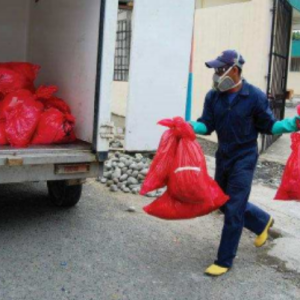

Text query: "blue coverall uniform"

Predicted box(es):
[197, 80, 276, 268]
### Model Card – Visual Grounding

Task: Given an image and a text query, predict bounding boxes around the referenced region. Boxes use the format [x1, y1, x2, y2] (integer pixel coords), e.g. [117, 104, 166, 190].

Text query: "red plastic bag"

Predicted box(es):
[38, 96, 71, 114]
[0, 63, 40, 95]
[144, 191, 226, 220]
[140, 119, 179, 195]
[142, 116, 229, 220]
[0, 90, 34, 120]
[275, 133, 300, 201]
[35, 85, 58, 100]
[31, 108, 76, 145]
[36, 85, 71, 114]
[5, 92, 43, 147]
[0, 121, 8, 145]
[168, 122, 228, 205]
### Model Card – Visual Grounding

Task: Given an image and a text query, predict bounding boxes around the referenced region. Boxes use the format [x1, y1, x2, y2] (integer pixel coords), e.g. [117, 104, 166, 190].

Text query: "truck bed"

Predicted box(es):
[0, 140, 96, 166]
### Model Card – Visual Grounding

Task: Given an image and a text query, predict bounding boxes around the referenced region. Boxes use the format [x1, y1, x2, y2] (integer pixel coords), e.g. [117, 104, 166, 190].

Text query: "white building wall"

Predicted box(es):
[192, 0, 273, 130]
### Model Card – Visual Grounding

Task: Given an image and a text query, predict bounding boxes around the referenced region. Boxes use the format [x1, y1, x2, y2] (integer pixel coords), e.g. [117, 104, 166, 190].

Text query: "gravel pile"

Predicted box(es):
[99, 152, 166, 197]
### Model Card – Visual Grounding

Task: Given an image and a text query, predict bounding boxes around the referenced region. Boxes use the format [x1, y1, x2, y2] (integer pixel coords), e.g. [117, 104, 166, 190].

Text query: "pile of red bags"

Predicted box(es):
[141, 117, 229, 220]
[275, 132, 300, 201]
[0, 62, 76, 147]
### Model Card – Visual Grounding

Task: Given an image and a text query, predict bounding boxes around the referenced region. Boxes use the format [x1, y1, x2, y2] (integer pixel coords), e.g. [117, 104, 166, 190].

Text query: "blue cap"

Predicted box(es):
[205, 50, 245, 69]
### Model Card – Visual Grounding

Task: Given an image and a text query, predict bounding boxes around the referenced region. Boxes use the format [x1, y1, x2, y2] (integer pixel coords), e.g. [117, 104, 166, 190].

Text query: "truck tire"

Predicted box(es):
[47, 180, 82, 208]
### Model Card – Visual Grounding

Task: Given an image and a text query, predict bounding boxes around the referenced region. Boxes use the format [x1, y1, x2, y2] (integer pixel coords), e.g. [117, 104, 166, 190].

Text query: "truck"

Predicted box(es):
[0, 0, 195, 208]
[0, 0, 119, 207]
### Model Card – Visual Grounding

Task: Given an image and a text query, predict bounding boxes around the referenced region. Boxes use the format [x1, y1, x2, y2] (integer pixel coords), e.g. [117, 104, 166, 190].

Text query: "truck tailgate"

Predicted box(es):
[0, 141, 96, 166]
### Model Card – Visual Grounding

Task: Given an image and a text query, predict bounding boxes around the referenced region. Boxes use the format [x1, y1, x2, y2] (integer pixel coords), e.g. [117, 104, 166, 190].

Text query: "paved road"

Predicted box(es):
[0, 181, 299, 300]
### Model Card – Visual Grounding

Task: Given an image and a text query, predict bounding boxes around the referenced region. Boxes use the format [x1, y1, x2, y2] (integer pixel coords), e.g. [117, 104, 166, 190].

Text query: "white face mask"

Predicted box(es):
[212, 66, 242, 92]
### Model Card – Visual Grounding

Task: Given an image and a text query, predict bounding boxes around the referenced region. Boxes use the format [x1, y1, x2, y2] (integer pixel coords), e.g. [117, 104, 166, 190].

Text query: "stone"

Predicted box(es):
[156, 189, 164, 197]
[123, 187, 130, 193]
[137, 174, 145, 181]
[112, 168, 122, 179]
[100, 178, 107, 184]
[132, 170, 139, 178]
[127, 206, 136, 212]
[104, 162, 112, 170]
[146, 191, 157, 198]
[135, 153, 144, 160]
[129, 184, 140, 190]
[113, 178, 119, 184]
[125, 160, 132, 167]
[117, 182, 123, 188]
[128, 177, 138, 185]
[121, 167, 128, 174]
[110, 185, 118, 192]
[127, 170, 133, 175]
[136, 162, 144, 171]
[118, 162, 125, 169]
[140, 168, 149, 176]
[103, 171, 112, 179]
[106, 180, 114, 187]
[120, 174, 129, 182]
[129, 163, 138, 170]
[112, 162, 117, 167]
[120, 157, 127, 163]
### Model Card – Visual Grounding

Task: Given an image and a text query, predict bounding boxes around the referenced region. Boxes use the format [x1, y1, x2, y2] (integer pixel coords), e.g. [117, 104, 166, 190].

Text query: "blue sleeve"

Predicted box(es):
[197, 91, 215, 135]
[253, 91, 277, 135]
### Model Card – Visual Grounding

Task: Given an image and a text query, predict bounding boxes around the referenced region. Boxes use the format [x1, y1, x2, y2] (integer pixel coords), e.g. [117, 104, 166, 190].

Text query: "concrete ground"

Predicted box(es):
[1, 108, 300, 299]
[0, 175, 300, 299]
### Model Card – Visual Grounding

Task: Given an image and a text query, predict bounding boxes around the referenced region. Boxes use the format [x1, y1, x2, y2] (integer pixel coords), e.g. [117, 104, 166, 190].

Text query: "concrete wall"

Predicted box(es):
[112, 81, 128, 117]
[0, 0, 30, 61]
[288, 71, 300, 96]
[192, 0, 273, 126]
[111, 9, 131, 121]
[125, 0, 195, 151]
[196, 0, 251, 9]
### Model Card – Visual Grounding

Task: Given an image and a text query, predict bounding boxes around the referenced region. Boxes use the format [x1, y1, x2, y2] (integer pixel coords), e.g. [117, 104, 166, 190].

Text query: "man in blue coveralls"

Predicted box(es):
[190, 50, 300, 276]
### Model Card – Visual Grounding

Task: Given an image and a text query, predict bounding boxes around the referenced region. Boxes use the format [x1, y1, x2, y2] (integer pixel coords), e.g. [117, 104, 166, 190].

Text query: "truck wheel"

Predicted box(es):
[47, 180, 82, 208]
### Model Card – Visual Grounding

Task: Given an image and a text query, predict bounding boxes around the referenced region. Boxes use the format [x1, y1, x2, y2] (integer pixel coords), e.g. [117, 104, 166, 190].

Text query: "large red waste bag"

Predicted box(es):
[38, 96, 71, 114]
[0, 63, 40, 95]
[140, 119, 179, 195]
[5, 92, 43, 147]
[31, 108, 76, 145]
[0, 90, 34, 120]
[142, 117, 229, 220]
[168, 125, 228, 205]
[144, 191, 225, 220]
[36, 85, 71, 114]
[0, 121, 8, 145]
[35, 85, 58, 100]
[275, 133, 300, 201]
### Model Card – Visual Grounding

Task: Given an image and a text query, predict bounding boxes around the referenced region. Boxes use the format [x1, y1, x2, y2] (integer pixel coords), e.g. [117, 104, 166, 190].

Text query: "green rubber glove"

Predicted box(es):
[189, 121, 208, 135]
[271, 117, 300, 135]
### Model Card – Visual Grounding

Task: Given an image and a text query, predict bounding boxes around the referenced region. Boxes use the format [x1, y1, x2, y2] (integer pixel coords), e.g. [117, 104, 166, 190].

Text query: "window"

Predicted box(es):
[114, 9, 132, 81]
[291, 57, 300, 72]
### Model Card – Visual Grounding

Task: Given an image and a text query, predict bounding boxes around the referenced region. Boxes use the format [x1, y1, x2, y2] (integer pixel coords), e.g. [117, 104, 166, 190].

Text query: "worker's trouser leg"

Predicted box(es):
[214, 155, 270, 268]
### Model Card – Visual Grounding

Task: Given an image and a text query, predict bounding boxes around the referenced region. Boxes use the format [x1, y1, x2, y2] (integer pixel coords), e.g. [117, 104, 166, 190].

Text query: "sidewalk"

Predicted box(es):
[205, 147, 300, 273]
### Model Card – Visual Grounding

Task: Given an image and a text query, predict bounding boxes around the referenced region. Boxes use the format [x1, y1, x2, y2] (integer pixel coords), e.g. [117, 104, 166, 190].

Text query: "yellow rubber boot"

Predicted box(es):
[254, 217, 274, 247]
[205, 264, 229, 276]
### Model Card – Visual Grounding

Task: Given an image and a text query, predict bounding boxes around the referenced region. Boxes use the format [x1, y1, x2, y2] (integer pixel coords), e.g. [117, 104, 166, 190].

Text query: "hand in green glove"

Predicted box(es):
[189, 121, 208, 135]
[271, 116, 300, 135]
